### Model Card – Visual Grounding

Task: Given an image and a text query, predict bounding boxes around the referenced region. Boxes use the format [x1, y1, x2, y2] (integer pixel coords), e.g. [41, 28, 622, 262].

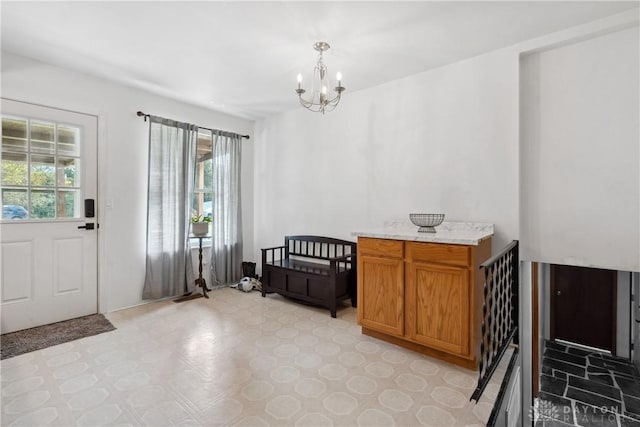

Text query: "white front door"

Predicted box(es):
[0, 99, 98, 333]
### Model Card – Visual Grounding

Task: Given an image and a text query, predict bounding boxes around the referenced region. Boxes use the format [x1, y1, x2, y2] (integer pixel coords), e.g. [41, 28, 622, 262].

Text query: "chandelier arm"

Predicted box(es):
[325, 99, 340, 111]
[298, 97, 313, 109]
[300, 102, 324, 113]
[298, 96, 325, 112]
[325, 94, 342, 106]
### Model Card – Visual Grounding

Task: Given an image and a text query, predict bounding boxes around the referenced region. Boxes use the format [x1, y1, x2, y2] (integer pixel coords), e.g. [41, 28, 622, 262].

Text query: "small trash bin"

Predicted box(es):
[242, 262, 257, 279]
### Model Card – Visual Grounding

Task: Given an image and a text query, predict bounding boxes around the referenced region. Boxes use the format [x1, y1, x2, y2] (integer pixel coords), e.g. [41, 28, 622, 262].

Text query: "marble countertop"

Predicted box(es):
[351, 220, 494, 246]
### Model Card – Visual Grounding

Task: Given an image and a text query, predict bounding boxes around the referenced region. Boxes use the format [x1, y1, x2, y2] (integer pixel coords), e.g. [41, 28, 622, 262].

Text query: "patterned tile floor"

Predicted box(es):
[537, 340, 640, 426]
[1, 288, 508, 426]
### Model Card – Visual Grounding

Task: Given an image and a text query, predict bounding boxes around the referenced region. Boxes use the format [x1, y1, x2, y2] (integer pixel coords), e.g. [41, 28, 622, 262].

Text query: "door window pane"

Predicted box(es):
[2, 189, 28, 219]
[1, 115, 83, 221]
[30, 155, 56, 187]
[31, 190, 55, 218]
[57, 190, 79, 218]
[2, 118, 27, 151]
[1, 152, 28, 185]
[57, 157, 79, 187]
[57, 125, 80, 156]
[30, 121, 55, 153]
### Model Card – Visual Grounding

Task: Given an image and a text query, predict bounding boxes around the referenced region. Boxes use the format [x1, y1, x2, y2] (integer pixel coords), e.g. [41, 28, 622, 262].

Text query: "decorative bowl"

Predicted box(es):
[409, 213, 445, 233]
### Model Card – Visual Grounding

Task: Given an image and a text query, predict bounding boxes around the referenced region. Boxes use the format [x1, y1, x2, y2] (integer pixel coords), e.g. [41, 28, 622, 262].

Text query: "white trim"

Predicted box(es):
[555, 339, 613, 356]
[97, 111, 109, 314]
[0, 97, 99, 119]
[106, 295, 178, 313]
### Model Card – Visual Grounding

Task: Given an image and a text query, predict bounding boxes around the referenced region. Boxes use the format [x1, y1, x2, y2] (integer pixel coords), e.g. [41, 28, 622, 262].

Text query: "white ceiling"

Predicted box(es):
[2, 1, 638, 120]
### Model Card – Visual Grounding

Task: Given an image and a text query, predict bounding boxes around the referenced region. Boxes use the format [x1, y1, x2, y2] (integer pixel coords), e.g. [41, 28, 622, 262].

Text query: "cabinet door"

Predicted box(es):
[408, 262, 470, 356]
[357, 254, 404, 336]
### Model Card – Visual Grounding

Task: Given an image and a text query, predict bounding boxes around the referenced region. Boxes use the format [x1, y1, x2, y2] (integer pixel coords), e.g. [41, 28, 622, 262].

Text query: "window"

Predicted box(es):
[1, 116, 81, 220]
[192, 130, 212, 231]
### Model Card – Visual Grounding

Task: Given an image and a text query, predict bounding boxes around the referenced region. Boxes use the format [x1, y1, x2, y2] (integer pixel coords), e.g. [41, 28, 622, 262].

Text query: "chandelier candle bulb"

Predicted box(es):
[336, 72, 342, 84]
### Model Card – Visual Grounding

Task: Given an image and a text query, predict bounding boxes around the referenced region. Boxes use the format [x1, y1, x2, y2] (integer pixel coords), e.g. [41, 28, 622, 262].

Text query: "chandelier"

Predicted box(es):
[295, 42, 346, 114]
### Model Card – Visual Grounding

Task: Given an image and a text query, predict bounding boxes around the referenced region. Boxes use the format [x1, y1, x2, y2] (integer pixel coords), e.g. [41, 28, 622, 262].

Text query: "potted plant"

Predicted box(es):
[191, 214, 212, 236]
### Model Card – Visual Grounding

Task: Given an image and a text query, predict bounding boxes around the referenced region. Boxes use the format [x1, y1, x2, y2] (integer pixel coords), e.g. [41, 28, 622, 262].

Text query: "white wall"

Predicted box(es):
[520, 26, 639, 272]
[253, 13, 639, 273]
[1, 52, 255, 312]
[254, 47, 520, 264]
[251, 12, 637, 425]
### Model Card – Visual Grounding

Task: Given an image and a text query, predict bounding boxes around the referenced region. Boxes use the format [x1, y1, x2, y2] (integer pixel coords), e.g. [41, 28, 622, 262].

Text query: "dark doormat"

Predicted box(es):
[1, 314, 116, 360]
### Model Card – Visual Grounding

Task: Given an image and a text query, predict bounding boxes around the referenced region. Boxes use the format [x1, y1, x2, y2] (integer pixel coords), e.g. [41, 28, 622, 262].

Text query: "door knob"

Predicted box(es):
[78, 223, 95, 230]
[556, 290, 562, 296]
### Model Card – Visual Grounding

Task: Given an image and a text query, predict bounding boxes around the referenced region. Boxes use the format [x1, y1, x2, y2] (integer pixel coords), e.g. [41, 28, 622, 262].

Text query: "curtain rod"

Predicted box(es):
[136, 111, 250, 140]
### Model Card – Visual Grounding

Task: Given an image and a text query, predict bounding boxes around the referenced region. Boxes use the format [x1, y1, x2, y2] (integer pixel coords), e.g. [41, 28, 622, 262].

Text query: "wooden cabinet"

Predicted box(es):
[407, 261, 469, 356]
[357, 239, 404, 336]
[357, 237, 491, 369]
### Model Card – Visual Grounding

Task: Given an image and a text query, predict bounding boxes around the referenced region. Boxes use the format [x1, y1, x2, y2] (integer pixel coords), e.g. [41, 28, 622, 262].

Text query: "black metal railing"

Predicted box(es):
[471, 240, 519, 402]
